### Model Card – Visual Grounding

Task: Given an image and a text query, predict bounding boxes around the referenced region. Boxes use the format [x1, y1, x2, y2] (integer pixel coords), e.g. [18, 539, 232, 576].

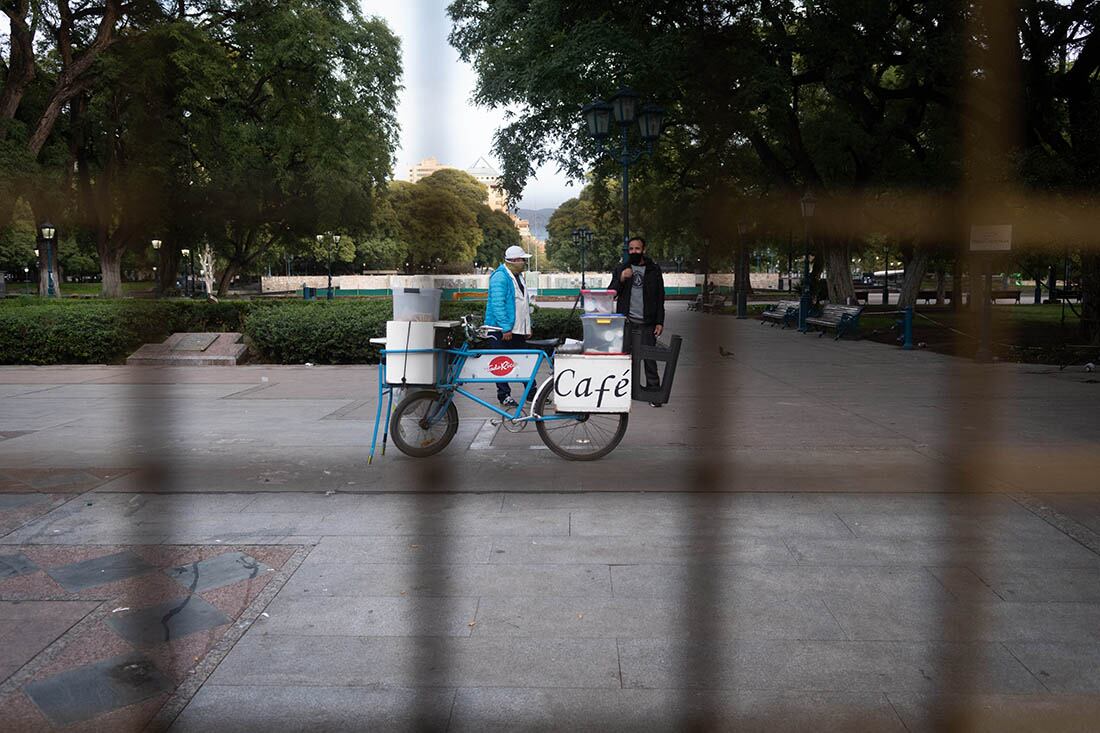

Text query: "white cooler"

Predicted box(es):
[385, 321, 440, 385]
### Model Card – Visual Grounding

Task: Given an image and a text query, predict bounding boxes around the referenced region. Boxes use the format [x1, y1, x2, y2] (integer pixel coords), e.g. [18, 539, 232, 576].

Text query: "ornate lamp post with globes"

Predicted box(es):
[581, 89, 665, 264]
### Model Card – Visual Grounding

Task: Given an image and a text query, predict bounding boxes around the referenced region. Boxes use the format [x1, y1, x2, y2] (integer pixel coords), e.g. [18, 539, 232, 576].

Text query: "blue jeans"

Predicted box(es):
[489, 334, 528, 402]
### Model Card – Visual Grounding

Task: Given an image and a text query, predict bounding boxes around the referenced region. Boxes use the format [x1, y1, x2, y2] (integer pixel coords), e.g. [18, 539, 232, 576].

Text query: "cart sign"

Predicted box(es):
[970, 225, 1012, 252]
[488, 356, 516, 376]
[458, 352, 539, 380]
[553, 355, 632, 413]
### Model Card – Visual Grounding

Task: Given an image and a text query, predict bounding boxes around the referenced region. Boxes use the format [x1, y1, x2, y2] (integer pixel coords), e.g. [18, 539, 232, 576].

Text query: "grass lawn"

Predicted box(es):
[711, 301, 1097, 365]
[859, 304, 1097, 364]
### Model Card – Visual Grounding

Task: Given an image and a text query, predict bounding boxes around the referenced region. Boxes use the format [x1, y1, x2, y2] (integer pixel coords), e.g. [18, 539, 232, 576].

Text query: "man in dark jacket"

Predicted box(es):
[608, 236, 665, 404]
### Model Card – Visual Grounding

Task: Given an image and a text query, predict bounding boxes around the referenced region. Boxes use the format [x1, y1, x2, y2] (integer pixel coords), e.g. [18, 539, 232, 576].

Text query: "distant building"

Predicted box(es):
[406, 156, 508, 212]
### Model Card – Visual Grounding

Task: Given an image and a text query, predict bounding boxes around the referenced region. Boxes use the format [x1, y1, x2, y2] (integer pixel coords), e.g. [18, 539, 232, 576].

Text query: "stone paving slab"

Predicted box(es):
[935, 564, 1100, 603]
[209, 635, 622, 689]
[1006, 642, 1100, 692]
[448, 688, 906, 733]
[487, 535, 796, 565]
[257, 595, 479, 637]
[617, 639, 1045, 693]
[886, 692, 1100, 733]
[471, 595, 845, 640]
[165, 551, 271, 593]
[823, 598, 1100, 642]
[277, 561, 611, 599]
[45, 551, 154, 592]
[105, 595, 230, 647]
[568, 509, 855, 538]
[0, 553, 38, 579]
[609, 563, 952, 602]
[22, 651, 172, 727]
[305, 536, 494, 565]
[169, 685, 456, 732]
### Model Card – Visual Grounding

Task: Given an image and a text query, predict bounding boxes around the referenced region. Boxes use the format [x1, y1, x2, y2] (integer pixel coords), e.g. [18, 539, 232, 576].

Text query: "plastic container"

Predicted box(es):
[581, 289, 616, 314]
[581, 314, 627, 354]
[392, 287, 442, 322]
[385, 321, 440, 384]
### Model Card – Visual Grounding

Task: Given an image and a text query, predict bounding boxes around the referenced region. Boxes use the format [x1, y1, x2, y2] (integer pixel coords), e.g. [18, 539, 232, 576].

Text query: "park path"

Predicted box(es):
[2, 303, 1099, 730]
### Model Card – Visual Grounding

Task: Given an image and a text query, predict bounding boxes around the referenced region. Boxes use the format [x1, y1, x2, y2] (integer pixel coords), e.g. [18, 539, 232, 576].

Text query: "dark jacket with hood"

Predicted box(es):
[608, 256, 665, 325]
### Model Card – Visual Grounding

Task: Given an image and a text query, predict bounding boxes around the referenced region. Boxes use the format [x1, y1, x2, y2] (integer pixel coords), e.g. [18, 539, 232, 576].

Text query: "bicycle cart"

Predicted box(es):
[368, 316, 639, 462]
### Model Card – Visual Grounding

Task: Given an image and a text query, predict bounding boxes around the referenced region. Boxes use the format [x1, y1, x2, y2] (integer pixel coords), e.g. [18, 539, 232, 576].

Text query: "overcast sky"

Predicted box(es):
[359, 0, 576, 211]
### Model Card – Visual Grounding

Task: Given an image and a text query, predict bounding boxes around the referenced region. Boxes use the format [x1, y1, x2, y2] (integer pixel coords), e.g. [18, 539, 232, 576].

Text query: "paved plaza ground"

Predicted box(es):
[2, 303, 1099, 730]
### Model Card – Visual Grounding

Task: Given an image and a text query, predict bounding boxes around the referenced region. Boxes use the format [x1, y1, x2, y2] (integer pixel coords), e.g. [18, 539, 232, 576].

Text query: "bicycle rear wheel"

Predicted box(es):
[533, 383, 628, 461]
[390, 390, 459, 457]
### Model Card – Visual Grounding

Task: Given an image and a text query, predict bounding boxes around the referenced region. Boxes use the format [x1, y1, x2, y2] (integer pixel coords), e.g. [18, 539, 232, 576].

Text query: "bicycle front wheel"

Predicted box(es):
[390, 390, 459, 457]
[533, 383, 628, 461]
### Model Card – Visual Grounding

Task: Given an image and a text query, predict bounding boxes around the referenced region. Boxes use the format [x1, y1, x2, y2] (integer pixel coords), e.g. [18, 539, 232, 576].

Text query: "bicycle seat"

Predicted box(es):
[526, 338, 561, 349]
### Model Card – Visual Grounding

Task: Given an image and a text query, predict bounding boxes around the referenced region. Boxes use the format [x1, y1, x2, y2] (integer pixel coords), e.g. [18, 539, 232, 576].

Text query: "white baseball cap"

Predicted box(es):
[504, 245, 532, 260]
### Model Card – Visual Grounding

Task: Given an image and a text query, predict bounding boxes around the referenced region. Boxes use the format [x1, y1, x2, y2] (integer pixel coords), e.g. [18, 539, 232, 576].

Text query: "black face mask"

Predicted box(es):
[628, 253, 643, 265]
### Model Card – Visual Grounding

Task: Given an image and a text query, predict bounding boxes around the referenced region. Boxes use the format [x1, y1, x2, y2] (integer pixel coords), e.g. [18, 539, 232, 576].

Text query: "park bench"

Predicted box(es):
[701, 294, 728, 313]
[451, 291, 487, 301]
[919, 289, 954, 303]
[991, 289, 1021, 303]
[760, 299, 801, 328]
[805, 303, 864, 340]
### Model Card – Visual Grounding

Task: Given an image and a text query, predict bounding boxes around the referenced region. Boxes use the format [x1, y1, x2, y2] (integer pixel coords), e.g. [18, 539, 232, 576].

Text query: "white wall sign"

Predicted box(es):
[552, 355, 632, 413]
[970, 225, 1013, 252]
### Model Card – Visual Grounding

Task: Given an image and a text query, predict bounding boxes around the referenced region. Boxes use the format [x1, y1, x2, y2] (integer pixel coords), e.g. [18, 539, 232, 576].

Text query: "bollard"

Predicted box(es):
[902, 306, 914, 350]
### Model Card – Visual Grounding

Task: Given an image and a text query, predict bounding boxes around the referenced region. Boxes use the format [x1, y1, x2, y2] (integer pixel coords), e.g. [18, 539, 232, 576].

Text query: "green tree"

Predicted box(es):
[545, 195, 621, 272]
[475, 206, 521, 267]
[392, 183, 482, 271]
[419, 168, 490, 211]
[356, 237, 406, 271]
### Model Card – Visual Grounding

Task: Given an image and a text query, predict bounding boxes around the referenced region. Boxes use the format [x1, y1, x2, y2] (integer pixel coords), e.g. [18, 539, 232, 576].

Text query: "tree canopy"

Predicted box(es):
[449, 0, 1100, 339]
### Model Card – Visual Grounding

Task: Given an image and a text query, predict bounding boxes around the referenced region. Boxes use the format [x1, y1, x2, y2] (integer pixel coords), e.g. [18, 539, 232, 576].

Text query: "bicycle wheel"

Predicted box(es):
[390, 390, 459, 457]
[533, 382, 628, 461]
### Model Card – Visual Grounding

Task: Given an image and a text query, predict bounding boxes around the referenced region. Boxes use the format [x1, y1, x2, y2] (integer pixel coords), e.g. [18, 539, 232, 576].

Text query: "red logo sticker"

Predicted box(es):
[488, 356, 515, 376]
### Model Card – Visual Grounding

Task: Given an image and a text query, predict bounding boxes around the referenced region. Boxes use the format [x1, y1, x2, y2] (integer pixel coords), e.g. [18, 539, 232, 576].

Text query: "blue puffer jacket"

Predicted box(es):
[484, 264, 517, 331]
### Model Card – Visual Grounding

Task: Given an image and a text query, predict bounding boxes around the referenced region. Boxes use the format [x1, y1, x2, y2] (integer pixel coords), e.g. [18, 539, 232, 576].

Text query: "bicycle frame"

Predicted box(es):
[369, 340, 575, 463]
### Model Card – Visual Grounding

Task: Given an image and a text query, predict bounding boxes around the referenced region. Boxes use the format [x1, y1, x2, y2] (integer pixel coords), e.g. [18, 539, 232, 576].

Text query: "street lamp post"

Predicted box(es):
[151, 239, 162, 297]
[581, 89, 665, 264]
[798, 193, 816, 332]
[736, 221, 750, 319]
[882, 245, 890, 306]
[572, 227, 592, 289]
[181, 248, 192, 297]
[38, 222, 56, 297]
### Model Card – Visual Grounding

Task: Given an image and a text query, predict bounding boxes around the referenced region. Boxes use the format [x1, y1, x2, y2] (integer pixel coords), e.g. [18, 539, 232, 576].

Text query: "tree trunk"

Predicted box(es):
[824, 241, 856, 304]
[217, 262, 240, 297]
[936, 267, 946, 305]
[952, 259, 964, 312]
[100, 247, 123, 298]
[1081, 250, 1100, 345]
[37, 256, 63, 297]
[898, 248, 931, 309]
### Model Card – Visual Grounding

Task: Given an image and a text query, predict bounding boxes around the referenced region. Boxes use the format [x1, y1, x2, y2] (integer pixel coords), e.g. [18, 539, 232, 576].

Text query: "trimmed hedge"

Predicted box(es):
[0, 300, 263, 365]
[0, 297, 582, 365]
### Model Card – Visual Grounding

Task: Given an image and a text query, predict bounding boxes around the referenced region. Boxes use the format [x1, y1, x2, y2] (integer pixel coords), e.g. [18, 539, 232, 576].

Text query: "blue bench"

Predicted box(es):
[760, 300, 800, 328]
